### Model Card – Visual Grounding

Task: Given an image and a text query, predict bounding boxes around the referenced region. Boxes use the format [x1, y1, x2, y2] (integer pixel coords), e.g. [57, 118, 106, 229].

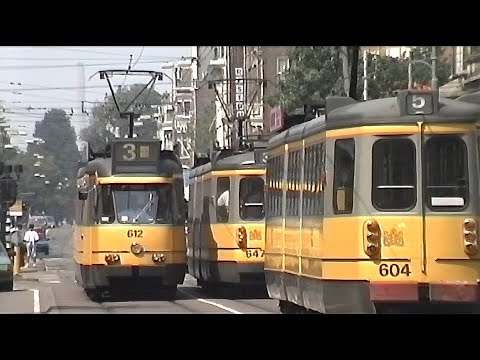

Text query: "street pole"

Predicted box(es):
[363, 50, 368, 101]
[408, 58, 413, 89]
[431, 46, 438, 90]
[171, 64, 177, 150]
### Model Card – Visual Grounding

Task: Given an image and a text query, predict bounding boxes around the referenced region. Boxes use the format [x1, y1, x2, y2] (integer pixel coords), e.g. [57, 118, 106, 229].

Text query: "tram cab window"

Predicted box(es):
[372, 138, 416, 211]
[98, 185, 115, 224]
[239, 176, 265, 221]
[333, 139, 355, 214]
[112, 184, 172, 224]
[216, 177, 230, 223]
[425, 136, 468, 211]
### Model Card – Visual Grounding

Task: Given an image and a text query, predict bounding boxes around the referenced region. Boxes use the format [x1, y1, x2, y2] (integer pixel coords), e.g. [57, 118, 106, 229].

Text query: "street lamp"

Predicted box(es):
[160, 62, 176, 105]
[161, 62, 178, 148]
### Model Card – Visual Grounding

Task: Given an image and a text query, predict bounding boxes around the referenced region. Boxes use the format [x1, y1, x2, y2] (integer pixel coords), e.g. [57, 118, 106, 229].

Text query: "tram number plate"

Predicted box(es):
[127, 229, 143, 238]
[378, 263, 411, 277]
[246, 249, 264, 258]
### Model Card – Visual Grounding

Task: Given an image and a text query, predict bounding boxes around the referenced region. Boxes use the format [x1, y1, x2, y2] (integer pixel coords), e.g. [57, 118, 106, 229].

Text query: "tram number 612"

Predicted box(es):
[379, 263, 411, 277]
[127, 229, 143, 238]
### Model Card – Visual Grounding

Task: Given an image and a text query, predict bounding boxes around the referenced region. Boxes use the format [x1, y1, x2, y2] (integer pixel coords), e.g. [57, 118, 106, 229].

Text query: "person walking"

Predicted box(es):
[24, 223, 39, 268]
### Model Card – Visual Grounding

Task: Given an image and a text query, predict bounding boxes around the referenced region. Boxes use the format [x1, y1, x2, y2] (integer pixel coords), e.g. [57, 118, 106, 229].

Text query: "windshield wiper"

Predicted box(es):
[133, 193, 154, 222]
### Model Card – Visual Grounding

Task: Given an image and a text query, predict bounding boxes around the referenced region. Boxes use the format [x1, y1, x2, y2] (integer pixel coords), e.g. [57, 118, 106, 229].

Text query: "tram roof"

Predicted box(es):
[269, 89, 480, 149]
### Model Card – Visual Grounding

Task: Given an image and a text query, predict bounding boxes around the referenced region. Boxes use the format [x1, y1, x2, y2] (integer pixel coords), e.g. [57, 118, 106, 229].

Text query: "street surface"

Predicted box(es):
[0, 225, 280, 314]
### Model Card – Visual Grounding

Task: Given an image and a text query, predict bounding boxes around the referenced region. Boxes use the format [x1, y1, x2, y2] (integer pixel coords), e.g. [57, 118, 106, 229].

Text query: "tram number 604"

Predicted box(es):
[246, 249, 264, 258]
[379, 263, 411, 277]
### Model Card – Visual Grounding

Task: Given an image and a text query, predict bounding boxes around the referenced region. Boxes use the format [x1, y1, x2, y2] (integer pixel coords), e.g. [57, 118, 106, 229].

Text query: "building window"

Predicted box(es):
[176, 101, 183, 115]
[277, 57, 290, 82]
[184, 101, 191, 116]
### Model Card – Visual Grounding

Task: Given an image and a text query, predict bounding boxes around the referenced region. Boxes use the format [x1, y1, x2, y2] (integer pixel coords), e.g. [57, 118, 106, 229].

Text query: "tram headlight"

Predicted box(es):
[131, 242, 144, 255]
[363, 219, 381, 256]
[152, 253, 166, 262]
[464, 218, 478, 256]
[105, 254, 120, 264]
[237, 226, 247, 248]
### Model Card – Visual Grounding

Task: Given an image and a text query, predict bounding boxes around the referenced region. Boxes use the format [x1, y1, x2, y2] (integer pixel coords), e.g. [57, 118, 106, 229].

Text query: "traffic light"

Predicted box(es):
[0, 161, 22, 207]
[0, 178, 17, 207]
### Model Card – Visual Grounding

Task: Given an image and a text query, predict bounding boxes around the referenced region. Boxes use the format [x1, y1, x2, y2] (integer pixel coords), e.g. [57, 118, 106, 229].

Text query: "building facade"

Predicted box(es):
[440, 46, 480, 98]
[194, 46, 292, 151]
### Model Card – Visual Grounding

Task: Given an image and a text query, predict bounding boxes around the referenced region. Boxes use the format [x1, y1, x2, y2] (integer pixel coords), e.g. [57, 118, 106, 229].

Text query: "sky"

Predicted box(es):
[0, 46, 192, 150]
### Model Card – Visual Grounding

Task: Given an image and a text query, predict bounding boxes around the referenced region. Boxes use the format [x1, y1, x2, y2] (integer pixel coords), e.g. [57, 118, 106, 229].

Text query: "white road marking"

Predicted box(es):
[31, 289, 40, 313]
[178, 289, 242, 314]
[196, 298, 242, 314]
[45, 280, 61, 284]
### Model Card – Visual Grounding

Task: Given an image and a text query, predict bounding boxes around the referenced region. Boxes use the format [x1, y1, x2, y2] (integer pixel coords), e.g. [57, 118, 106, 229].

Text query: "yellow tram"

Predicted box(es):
[265, 89, 480, 313]
[187, 146, 267, 289]
[73, 139, 186, 300]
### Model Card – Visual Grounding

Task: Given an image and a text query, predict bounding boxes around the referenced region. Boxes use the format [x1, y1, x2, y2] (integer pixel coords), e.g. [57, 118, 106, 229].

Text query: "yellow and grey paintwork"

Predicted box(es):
[187, 150, 266, 286]
[265, 93, 480, 313]
[73, 155, 187, 291]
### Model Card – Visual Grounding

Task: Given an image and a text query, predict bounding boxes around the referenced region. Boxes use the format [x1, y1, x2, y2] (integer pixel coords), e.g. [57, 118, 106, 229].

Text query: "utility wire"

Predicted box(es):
[0, 60, 161, 70]
[39, 47, 186, 58]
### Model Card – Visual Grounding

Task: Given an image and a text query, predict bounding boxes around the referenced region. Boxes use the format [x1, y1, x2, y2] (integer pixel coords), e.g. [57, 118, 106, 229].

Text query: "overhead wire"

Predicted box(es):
[0, 60, 161, 70]
[0, 50, 174, 128]
[38, 47, 185, 59]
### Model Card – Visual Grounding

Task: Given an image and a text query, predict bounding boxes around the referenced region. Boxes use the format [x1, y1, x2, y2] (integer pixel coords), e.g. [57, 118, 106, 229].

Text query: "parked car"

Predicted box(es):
[0, 241, 13, 291]
[45, 216, 55, 228]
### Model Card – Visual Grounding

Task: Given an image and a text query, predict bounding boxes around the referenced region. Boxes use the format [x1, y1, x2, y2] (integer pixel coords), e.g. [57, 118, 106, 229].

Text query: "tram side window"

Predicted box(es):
[98, 185, 115, 224]
[216, 177, 230, 223]
[293, 151, 300, 216]
[333, 138, 355, 214]
[313, 144, 319, 215]
[273, 156, 280, 217]
[315, 142, 326, 216]
[240, 176, 265, 220]
[276, 155, 284, 217]
[267, 156, 275, 217]
[286, 152, 293, 216]
[425, 136, 469, 211]
[372, 138, 416, 211]
[303, 147, 312, 216]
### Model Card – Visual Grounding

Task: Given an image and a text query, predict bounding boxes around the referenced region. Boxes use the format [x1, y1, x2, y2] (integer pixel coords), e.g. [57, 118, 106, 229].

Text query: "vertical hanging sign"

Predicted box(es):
[235, 67, 244, 119]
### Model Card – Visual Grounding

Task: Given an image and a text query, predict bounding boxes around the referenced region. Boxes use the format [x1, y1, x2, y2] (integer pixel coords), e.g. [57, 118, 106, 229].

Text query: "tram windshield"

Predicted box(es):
[99, 184, 173, 224]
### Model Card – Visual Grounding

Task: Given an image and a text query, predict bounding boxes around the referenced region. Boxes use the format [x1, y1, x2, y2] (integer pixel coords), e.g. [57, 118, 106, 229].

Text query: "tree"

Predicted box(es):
[362, 47, 451, 99]
[27, 109, 80, 180]
[9, 151, 75, 220]
[269, 46, 452, 110]
[267, 46, 346, 112]
[194, 99, 216, 154]
[81, 84, 169, 152]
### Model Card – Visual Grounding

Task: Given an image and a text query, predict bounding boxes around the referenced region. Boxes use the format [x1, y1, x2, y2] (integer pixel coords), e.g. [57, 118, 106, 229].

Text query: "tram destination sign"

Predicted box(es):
[398, 89, 438, 116]
[112, 140, 161, 174]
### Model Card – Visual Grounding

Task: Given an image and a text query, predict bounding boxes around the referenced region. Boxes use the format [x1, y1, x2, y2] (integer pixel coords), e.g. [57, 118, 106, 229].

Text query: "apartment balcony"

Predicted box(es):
[175, 113, 193, 122]
[248, 103, 263, 121]
[209, 58, 226, 68]
[158, 121, 173, 130]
